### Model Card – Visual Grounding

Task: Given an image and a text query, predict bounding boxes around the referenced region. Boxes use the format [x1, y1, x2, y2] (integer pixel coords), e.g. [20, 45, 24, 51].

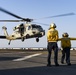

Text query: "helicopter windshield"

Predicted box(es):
[31, 24, 43, 29]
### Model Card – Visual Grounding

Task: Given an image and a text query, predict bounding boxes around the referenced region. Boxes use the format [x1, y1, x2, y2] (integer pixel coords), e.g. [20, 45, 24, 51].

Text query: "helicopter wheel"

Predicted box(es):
[21, 37, 25, 42]
[8, 40, 11, 45]
[36, 38, 39, 42]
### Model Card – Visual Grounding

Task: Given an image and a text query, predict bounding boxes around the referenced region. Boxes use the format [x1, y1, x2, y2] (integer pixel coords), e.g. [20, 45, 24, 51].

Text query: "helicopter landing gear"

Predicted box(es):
[26, 34, 29, 38]
[21, 37, 25, 42]
[8, 40, 11, 45]
[36, 38, 39, 42]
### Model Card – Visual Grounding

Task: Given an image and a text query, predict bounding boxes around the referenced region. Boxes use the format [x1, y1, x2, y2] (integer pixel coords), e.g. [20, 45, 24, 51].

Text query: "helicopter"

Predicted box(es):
[0, 7, 75, 45]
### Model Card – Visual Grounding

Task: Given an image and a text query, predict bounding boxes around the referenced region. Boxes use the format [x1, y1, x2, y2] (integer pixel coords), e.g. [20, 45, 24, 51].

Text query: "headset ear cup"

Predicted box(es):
[54, 25, 56, 28]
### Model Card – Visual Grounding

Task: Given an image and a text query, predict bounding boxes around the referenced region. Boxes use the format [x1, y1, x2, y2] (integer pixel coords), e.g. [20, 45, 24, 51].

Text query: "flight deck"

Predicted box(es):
[0, 49, 76, 75]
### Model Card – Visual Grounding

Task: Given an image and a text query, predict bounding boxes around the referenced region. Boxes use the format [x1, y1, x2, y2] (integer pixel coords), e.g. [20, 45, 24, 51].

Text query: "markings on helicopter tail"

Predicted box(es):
[13, 53, 42, 61]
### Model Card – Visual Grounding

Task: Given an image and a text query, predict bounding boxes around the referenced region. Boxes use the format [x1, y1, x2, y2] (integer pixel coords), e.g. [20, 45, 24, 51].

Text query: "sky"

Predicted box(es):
[0, 0, 76, 48]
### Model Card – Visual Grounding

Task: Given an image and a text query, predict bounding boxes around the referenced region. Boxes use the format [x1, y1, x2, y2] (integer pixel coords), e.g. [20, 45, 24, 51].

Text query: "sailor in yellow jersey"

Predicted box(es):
[47, 23, 59, 67]
[58, 33, 76, 66]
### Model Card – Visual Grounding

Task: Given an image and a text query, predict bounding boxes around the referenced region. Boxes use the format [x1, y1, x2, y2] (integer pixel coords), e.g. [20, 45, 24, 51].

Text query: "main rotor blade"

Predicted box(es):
[0, 7, 33, 22]
[0, 7, 23, 19]
[32, 22, 49, 26]
[36, 13, 75, 20]
[0, 20, 24, 22]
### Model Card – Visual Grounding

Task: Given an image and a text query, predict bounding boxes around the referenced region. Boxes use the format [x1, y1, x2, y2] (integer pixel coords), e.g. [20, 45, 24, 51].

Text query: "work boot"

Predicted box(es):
[55, 63, 59, 66]
[61, 61, 64, 64]
[47, 64, 51, 67]
[67, 63, 71, 66]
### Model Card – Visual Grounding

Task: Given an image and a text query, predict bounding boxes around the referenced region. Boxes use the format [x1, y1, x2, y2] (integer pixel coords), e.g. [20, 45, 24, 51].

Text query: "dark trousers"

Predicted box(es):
[61, 47, 70, 64]
[47, 42, 58, 65]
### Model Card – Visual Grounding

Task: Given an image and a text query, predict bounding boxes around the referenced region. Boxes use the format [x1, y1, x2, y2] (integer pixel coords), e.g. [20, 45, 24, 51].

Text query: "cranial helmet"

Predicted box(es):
[50, 23, 56, 28]
[62, 33, 69, 37]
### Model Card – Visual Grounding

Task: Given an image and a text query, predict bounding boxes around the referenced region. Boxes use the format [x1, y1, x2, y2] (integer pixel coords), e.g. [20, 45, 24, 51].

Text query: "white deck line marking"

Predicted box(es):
[13, 53, 42, 61]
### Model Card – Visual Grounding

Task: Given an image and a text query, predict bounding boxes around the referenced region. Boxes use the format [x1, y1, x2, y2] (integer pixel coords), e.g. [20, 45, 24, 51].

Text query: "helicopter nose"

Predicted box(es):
[41, 30, 45, 36]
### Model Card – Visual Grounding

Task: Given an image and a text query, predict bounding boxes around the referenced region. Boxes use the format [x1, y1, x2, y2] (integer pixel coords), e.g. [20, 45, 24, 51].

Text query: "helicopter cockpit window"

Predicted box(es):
[28, 26, 31, 30]
[32, 24, 42, 29]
